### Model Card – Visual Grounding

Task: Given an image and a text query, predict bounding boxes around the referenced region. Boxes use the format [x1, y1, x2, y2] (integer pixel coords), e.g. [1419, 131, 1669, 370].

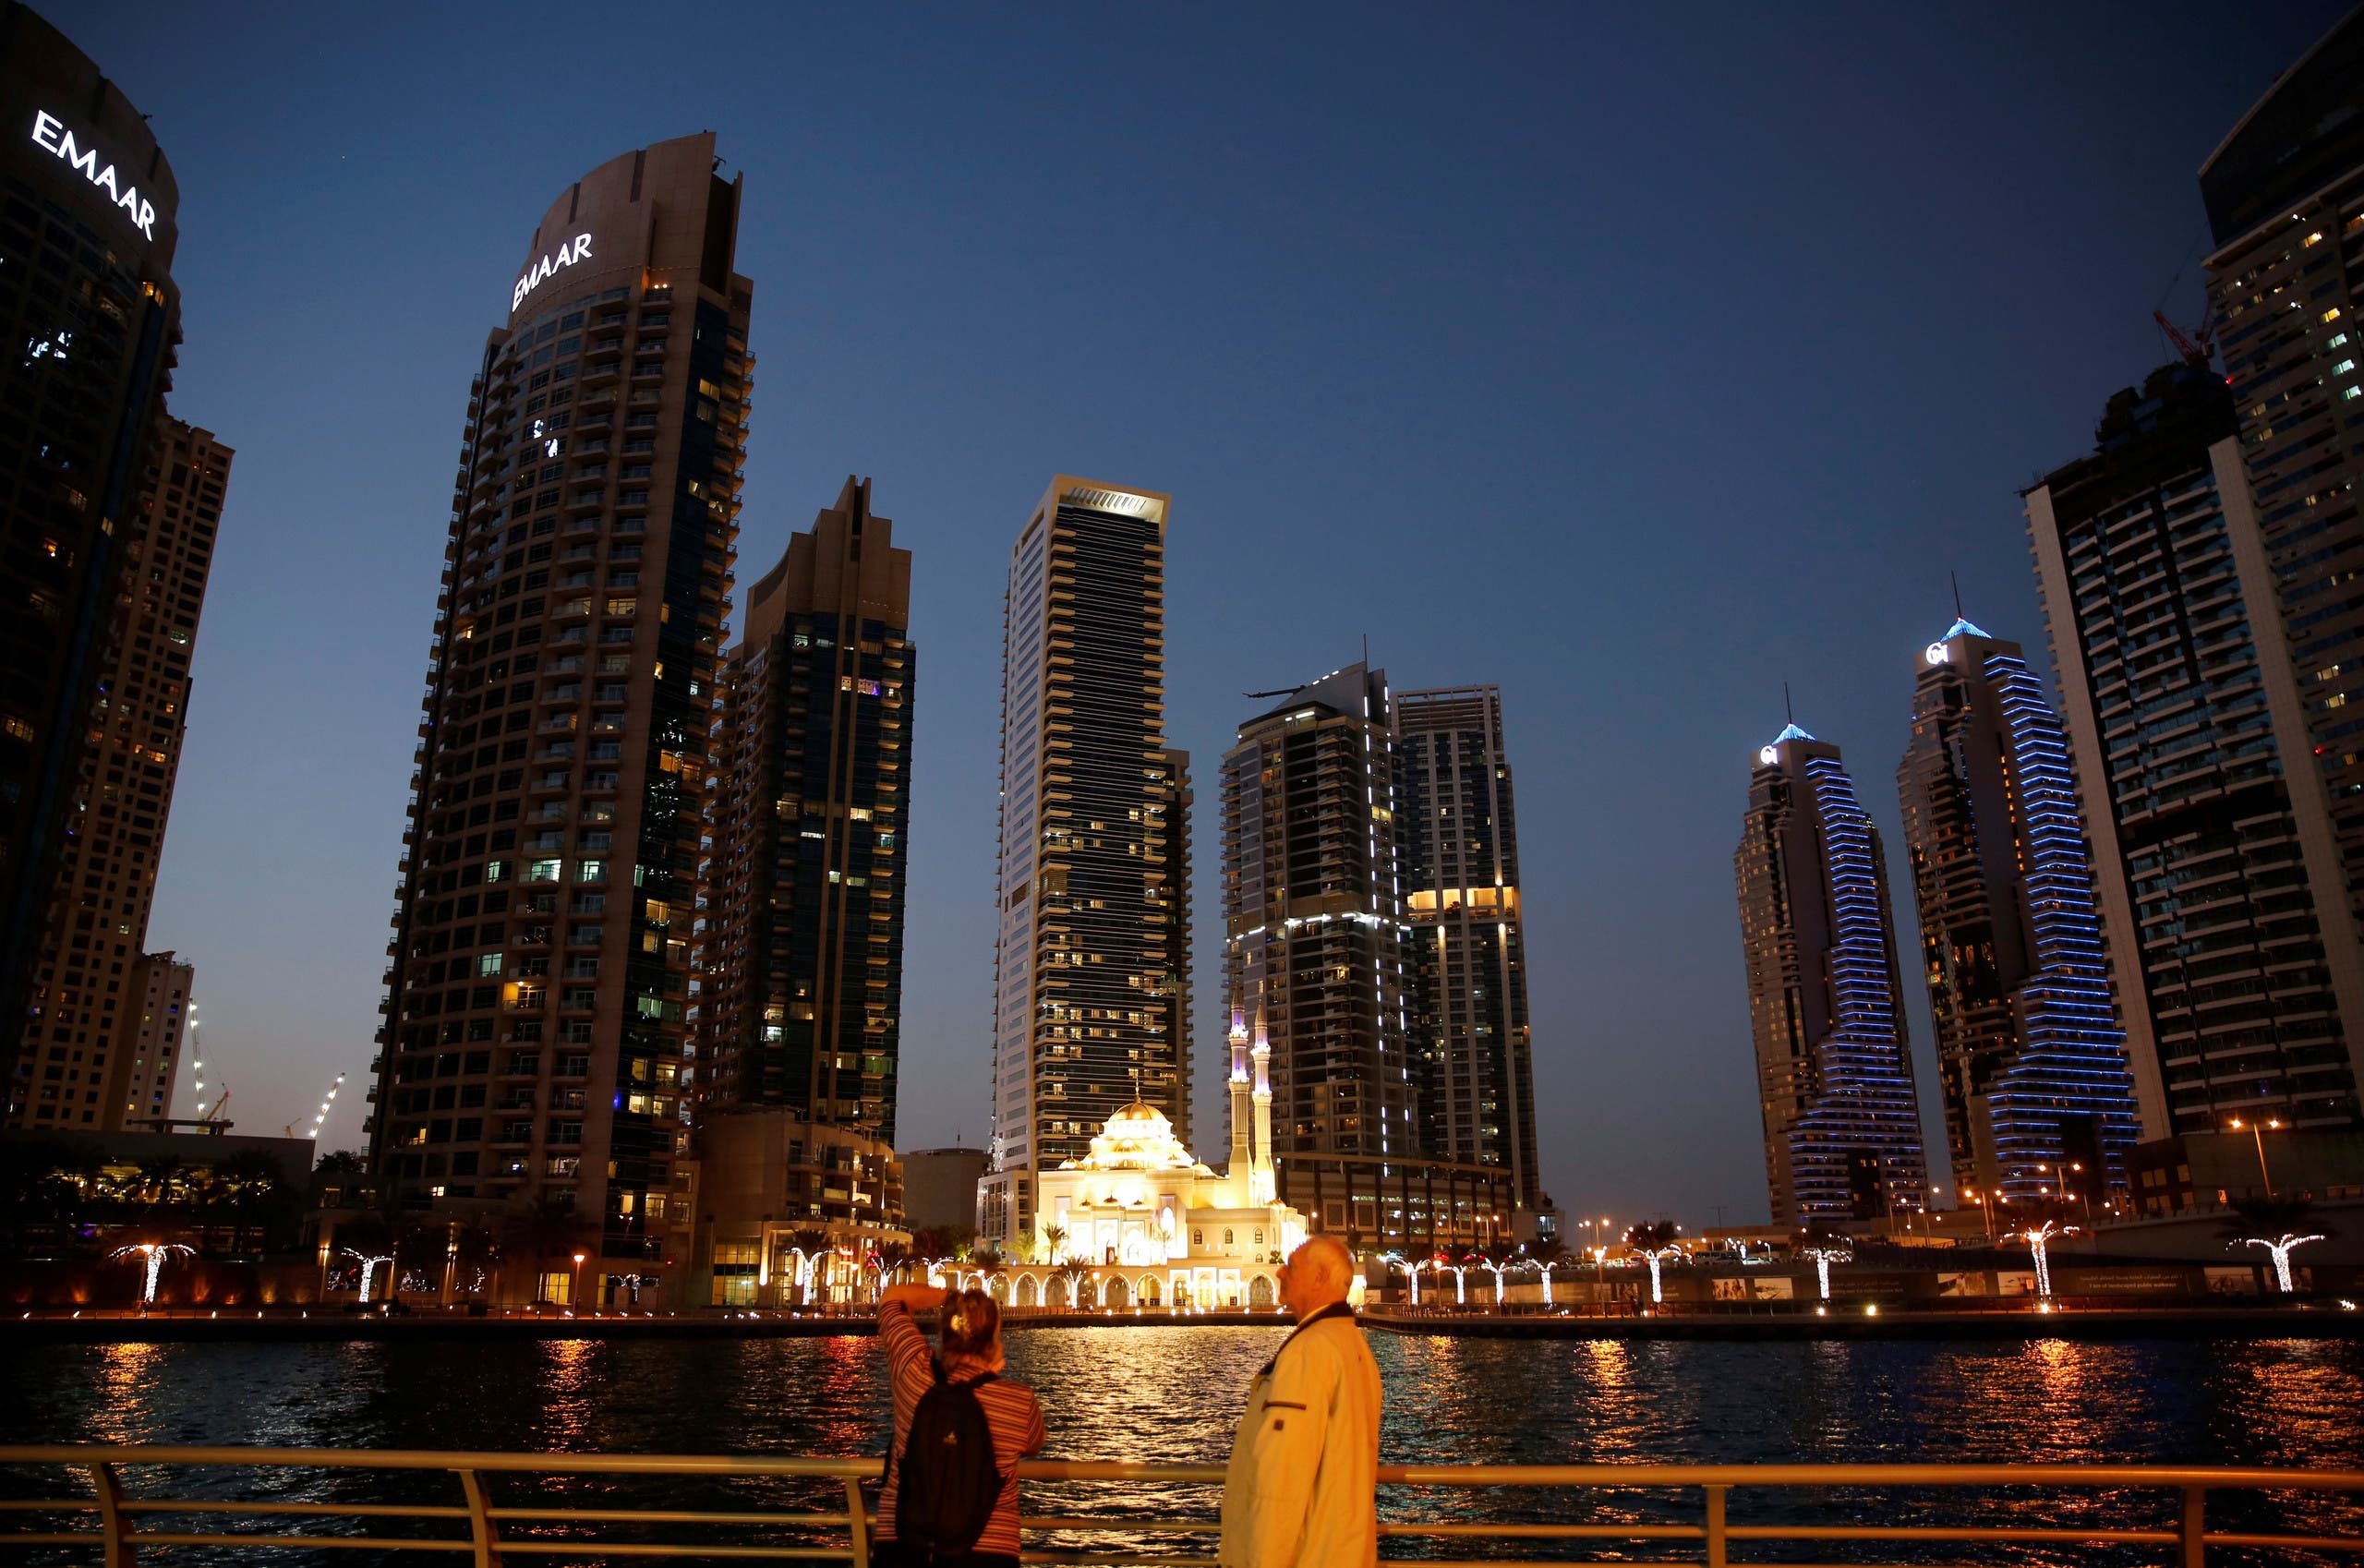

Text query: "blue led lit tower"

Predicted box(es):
[1736, 723, 1930, 1226]
[1897, 619, 2138, 1213]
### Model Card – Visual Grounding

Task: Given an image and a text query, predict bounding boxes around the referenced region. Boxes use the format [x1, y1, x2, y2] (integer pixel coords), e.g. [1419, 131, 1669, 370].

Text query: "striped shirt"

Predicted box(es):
[877, 1301, 1047, 1556]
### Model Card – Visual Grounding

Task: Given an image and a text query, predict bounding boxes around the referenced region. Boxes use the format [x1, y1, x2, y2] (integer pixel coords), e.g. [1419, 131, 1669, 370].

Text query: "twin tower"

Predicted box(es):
[1737, 619, 2138, 1228]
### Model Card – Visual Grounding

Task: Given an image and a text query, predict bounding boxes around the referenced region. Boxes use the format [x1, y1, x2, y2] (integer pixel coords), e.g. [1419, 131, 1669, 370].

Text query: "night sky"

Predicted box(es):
[71, 1, 2348, 1224]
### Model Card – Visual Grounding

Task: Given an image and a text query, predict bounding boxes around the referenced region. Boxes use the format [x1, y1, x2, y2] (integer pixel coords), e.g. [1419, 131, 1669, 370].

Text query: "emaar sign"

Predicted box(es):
[513, 234, 593, 311]
[29, 111, 156, 240]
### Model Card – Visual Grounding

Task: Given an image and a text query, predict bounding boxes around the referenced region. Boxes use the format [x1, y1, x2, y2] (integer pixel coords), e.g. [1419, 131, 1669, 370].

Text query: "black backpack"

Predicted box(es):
[892, 1364, 1002, 1556]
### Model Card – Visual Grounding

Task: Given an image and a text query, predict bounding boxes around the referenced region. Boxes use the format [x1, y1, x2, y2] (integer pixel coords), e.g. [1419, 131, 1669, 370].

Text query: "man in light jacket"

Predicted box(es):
[1219, 1235, 1381, 1568]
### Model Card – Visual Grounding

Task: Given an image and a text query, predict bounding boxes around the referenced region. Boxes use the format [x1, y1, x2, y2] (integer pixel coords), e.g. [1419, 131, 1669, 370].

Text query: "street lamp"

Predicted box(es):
[572, 1250, 586, 1311]
[2227, 1117, 2283, 1200]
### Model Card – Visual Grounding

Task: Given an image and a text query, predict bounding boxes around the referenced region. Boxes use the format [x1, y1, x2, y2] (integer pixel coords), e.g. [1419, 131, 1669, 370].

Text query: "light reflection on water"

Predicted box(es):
[2, 1329, 2359, 1563]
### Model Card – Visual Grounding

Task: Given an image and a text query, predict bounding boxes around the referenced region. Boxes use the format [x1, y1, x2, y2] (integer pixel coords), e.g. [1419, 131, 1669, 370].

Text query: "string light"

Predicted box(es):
[2017, 1220, 2080, 1299]
[109, 1241, 194, 1307]
[308, 1073, 345, 1138]
[2236, 1233, 2326, 1295]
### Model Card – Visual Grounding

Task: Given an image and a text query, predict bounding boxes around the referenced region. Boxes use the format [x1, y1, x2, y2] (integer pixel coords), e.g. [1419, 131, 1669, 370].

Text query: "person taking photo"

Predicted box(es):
[875, 1280, 1047, 1568]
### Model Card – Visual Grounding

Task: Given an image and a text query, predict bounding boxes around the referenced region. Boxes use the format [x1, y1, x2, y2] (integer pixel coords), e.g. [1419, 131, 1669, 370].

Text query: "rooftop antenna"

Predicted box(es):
[1950, 570, 1963, 621]
[1783, 681, 1795, 725]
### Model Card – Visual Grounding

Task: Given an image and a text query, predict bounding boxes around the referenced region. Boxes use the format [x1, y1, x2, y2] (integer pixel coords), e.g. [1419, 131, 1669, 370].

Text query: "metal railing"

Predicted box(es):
[1, 1446, 2360, 1565]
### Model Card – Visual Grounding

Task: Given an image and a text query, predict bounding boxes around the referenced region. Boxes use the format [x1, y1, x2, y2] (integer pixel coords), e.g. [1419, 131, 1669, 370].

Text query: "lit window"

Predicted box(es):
[477, 952, 504, 977]
[2325, 308, 2345, 323]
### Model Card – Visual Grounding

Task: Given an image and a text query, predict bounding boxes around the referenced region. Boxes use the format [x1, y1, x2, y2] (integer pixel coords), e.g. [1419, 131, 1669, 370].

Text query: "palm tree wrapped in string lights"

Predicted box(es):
[1624, 1223, 1683, 1307]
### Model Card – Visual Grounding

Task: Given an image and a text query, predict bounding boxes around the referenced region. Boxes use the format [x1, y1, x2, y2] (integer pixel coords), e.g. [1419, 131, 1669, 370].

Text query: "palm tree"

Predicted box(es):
[1794, 1226, 1853, 1302]
[500, 1196, 594, 1304]
[1624, 1222, 1683, 1306]
[2221, 1197, 2329, 1296]
[214, 1150, 286, 1254]
[1041, 1224, 1068, 1265]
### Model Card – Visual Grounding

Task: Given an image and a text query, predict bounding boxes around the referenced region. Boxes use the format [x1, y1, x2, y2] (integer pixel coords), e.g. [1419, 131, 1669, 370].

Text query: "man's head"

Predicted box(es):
[1278, 1234, 1355, 1319]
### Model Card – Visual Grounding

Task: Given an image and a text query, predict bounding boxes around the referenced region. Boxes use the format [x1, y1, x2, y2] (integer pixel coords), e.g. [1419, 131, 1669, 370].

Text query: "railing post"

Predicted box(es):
[1704, 1483, 1728, 1568]
[844, 1477, 871, 1568]
[86, 1461, 134, 1567]
[455, 1467, 503, 1568]
[2179, 1486, 2206, 1568]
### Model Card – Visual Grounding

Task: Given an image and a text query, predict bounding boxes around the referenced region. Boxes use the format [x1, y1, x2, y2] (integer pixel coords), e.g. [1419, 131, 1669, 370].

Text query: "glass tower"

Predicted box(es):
[1395, 685, 1541, 1214]
[0, 9, 184, 1118]
[371, 135, 751, 1290]
[699, 476, 912, 1144]
[981, 477, 1185, 1248]
[2024, 364, 2364, 1135]
[2201, 7, 2364, 937]
[1736, 723, 1930, 1225]
[1896, 617, 2139, 1208]
[12, 422, 227, 1132]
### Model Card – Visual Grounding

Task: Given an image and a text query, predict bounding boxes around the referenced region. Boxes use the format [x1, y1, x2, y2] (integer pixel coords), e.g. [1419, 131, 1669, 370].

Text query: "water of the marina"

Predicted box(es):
[5, 1327, 2362, 1562]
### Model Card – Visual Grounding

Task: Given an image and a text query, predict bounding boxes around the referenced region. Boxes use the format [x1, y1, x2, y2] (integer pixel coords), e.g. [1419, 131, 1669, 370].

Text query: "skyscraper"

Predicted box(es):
[370, 135, 750, 1294]
[2201, 10, 2364, 941]
[699, 476, 912, 1141]
[2025, 363, 2364, 1137]
[1218, 664, 1521, 1249]
[1736, 723, 1929, 1226]
[1, 6, 184, 1117]
[979, 477, 1185, 1250]
[1396, 685, 1541, 1214]
[8, 422, 227, 1132]
[1895, 617, 2139, 1208]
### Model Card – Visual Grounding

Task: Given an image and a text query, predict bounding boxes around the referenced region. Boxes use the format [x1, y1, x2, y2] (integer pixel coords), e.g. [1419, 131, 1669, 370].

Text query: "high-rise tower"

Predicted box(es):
[2025, 364, 2364, 1136]
[1, 6, 184, 1117]
[699, 476, 912, 1141]
[1222, 664, 1414, 1197]
[1736, 723, 1929, 1226]
[371, 135, 750, 1292]
[1396, 685, 1542, 1215]
[10, 422, 227, 1131]
[1895, 617, 2140, 1208]
[979, 478, 1184, 1250]
[2201, 8, 2364, 937]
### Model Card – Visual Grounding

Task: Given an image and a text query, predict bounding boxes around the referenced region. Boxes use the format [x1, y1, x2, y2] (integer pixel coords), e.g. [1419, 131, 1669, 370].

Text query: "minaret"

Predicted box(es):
[1226, 1006, 1254, 1181]
[1250, 1004, 1276, 1204]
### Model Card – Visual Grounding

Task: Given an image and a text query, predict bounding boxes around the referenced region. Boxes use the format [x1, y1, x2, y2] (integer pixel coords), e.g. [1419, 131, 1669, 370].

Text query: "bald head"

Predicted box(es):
[1281, 1235, 1355, 1317]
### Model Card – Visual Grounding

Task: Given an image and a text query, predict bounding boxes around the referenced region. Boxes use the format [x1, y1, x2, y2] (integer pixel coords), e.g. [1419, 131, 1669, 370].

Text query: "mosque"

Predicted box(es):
[956, 1010, 1310, 1310]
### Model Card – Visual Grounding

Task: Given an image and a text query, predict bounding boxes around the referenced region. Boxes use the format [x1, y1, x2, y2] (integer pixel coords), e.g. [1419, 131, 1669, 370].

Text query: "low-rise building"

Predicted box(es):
[974, 1099, 1307, 1310]
[683, 1106, 905, 1308]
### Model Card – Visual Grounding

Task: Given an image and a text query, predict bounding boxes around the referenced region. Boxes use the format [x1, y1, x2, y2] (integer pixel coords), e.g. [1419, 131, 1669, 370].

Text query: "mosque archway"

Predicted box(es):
[1249, 1273, 1276, 1309]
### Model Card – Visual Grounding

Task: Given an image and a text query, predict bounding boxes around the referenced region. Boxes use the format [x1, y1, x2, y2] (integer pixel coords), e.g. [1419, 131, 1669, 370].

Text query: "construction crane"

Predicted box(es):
[287, 1073, 346, 1139]
[187, 1006, 229, 1125]
[2153, 307, 2218, 372]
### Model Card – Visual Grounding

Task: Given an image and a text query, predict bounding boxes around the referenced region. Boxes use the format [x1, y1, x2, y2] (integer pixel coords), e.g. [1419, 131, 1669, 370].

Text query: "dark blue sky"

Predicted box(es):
[79, 0, 2344, 1223]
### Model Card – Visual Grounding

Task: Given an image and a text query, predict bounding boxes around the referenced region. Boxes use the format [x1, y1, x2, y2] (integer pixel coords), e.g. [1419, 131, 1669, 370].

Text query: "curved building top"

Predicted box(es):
[2200, 6, 2364, 247]
[3, 2, 179, 275]
[501, 131, 739, 331]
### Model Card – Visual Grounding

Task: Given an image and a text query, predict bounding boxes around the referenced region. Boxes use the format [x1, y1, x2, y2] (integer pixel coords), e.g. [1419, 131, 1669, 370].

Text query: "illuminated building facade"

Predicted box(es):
[9, 424, 224, 1133]
[0, 6, 184, 1118]
[371, 135, 751, 1292]
[1895, 618, 2139, 1207]
[115, 950, 191, 1126]
[2025, 364, 2364, 1136]
[1007, 1100, 1306, 1310]
[2201, 8, 2364, 940]
[1735, 723, 1930, 1225]
[698, 476, 912, 1146]
[980, 478, 1186, 1249]
[1218, 663, 1518, 1249]
[1396, 685, 1542, 1216]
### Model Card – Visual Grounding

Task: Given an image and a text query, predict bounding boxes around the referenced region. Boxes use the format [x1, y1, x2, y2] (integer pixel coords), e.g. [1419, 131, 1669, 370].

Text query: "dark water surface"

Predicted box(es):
[4, 1328, 2361, 1562]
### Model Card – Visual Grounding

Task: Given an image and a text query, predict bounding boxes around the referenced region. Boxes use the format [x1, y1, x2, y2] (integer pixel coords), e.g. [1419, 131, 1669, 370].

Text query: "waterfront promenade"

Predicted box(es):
[6, 1299, 2360, 1343]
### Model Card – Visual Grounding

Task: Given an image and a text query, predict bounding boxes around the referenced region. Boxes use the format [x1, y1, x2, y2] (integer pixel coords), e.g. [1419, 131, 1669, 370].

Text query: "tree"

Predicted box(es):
[1041, 1224, 1068, 1265]
[499, 1196, 595, 1303]
[1794, 1226, 1854, 1302]
[214, 1150, 290, 1254]
[2221, 1197, 2330, 1296]
[1624, 1222, 1683, 1306]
